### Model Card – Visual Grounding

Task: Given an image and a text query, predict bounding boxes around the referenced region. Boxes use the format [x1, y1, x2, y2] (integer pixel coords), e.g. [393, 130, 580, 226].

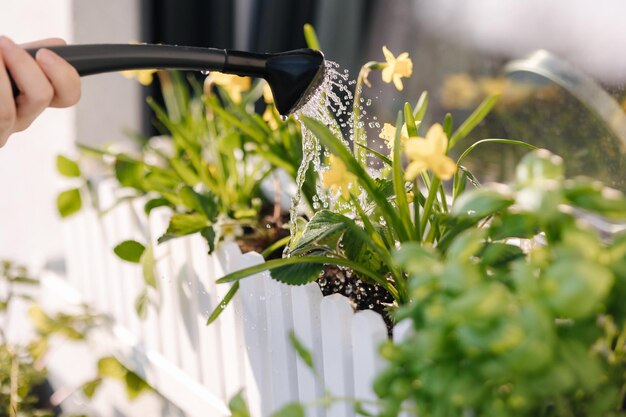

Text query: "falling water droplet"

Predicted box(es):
[280, 115, 289, 122]
[201, 70, 210, 75]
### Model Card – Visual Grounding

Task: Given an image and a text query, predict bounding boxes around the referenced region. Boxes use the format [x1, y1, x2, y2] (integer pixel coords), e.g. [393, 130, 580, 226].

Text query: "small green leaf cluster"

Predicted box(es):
[374, 150, 626, 417]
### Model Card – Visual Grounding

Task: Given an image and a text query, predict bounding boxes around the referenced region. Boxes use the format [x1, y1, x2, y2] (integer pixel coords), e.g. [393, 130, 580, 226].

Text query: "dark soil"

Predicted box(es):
[235, 206, 396, 336]
[317, 265, 396, 337]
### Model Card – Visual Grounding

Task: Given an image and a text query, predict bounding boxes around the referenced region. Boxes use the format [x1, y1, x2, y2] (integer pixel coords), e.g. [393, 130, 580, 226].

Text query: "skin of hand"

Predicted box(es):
[0, 36, 81, 147]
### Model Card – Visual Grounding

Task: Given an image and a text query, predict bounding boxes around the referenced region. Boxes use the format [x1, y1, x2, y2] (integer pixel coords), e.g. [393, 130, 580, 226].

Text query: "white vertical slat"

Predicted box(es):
[236, 251, 269, 417]
[73, 208, 93, 302]
[188, 233, 226, 401]
[213, 242, 246, 400]
[61, 206, 85, 290]
[321, 294, 356, 417]
[168, 235, 201, 380]
[96, 180, 128, 325]
[148, 208, 180, 366]
[84, 206, 110, 313]
[291, 283, 324, 417]
[263, 268, 299, 411]
[352, 310, 387, 415]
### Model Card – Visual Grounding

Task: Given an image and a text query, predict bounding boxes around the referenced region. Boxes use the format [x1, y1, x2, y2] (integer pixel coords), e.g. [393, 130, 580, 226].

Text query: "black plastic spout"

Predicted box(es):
[9, 43, 325, 116]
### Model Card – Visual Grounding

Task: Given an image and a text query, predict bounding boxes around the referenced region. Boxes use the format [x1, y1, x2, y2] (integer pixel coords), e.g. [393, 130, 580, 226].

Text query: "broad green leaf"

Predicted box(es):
[288, 331, 315, 371]
[97, 356, 126, 379]
[447, 228, 486, 261]
[206, 282, 239, 325]
[57, 188, 82, 218]
[115, 157, 145, 189]
[271, 262, 323, 286]
[179, 186, 218, 220]
[451, 188, 514, 221]
[81, 378, 102, 399]
[56, 155, 81, 177]
[228, 390, 251, 417]
[489, 213, 539, 240]
[291, 210, 350, 254]
[479, 242, 525, 267]
[158, 213, 210, 243]
[113, 240, 146, 263]
[124, 370, 152, 400]
[271, 403, 305, 417]
[140, 245, 157, 288]
[564, 178, 626, 218]
[449, 94, 499, 149]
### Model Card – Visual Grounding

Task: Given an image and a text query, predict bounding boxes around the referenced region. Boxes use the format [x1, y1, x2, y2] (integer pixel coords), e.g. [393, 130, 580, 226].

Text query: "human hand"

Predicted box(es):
[0, 37, 81, 147]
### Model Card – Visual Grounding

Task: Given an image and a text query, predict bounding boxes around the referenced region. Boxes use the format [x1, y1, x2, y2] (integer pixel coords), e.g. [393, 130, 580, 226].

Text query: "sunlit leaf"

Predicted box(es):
[113, 240, 146, 263]
[228, 390, 251, 417]
[81, 378, 102, 399]
[158, 213, 210, 243]
[56, 155, 81, 177]
[140, 245, 157, 288]
[57, 188, 82, 218]
[206, 282, 239, 325]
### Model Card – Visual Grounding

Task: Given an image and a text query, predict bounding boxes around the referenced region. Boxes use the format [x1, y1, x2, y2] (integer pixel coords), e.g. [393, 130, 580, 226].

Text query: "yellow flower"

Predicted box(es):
[404, 123, 457, 181]
[379, 123, 409, 149]
[322, 155, 356, 199]
[262, 82, 274, 104]
[121, 69, 157, 86]
[206, 72, 251, 103]
[381, 46, 413, 91]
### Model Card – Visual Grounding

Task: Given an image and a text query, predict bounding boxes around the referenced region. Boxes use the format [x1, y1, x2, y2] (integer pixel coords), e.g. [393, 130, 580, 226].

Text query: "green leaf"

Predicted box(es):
[456, 138, 537, 166]
[271, 262, 323, 286]
[413, 91, 429, 124]
[288, 331, 315, 370]
[179, 186, 218, 220]
[113, 240, 146, 263]
[140, 245, 157, 288]
[564, 179, 626, 218]
[206, 282, 239, 325]
[404, 102, 419, 137]
[291, 210, 350, 254]
[271, 403, 305, 417]
[170, 158, 200, 185]
[392, 111, 414, 241]
[301, 116, 408, 242]
[57, 188, 82, 218]
[144, 197, 171, 215]
[158, 213, 210, 243]
[489, 213, 539, 240]
[124, 370, 152, 400]
[97, 356, 126, 379]
[56, 155, 81, 177]
[135, 291, 149, 319]
[479, 242, 525, 267]
[451, 188, 514, 221]
[447, 228, 486, 261]
[81, 378, 102, 399]
[115, 157, 145, 189]
[303, 23, 321, 50]
[228, 390, 251, 417]
[449, 94, 499, 149]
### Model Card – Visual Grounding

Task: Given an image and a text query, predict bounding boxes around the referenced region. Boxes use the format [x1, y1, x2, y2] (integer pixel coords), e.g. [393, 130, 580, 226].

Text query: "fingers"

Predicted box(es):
[36, 48, 81, 108]
[0, 51, 16, 147]
[0, 36, 54, 132]
[0, 36, 80, 147]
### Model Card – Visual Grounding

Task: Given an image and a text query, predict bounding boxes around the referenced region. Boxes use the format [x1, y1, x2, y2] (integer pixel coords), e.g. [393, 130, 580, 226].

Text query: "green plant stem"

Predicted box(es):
[413, 179, 421, 241]
[261, 236, 291, 259]
[9, 348, 18, 417]
[420, 175, 441, 240]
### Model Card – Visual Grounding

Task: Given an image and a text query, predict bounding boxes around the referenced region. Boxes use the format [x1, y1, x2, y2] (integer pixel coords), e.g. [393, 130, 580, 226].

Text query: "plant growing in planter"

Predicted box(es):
[374, 149, 626, 417]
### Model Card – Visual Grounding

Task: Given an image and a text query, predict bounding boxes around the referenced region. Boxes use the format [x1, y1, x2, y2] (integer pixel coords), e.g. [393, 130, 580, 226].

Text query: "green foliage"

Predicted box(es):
[113, 240, 146, 263]
[228, 390, 251, 417]
[375, 149, 626, 417]
[56, 155, 81, 178]
[57, 188, 82, 218]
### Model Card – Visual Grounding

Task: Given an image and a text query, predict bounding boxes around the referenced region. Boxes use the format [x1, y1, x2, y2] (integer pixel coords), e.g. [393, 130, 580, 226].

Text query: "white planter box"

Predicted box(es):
[58, 180, 399, 417]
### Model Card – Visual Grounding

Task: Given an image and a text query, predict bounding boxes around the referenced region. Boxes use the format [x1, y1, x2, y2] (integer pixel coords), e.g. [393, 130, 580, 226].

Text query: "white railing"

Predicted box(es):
[58, 179, 404, 417]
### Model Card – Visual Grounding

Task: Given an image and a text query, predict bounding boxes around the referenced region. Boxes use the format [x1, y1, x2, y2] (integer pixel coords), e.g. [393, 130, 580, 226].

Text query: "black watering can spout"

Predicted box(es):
[10, 44, 326, 116]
